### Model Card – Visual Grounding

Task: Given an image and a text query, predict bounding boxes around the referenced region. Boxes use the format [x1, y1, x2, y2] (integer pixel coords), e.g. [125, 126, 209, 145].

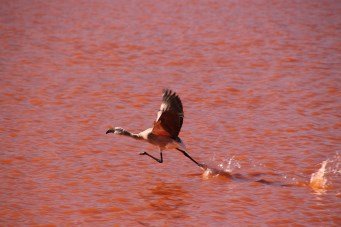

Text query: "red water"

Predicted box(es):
[1, 0, 340, 225]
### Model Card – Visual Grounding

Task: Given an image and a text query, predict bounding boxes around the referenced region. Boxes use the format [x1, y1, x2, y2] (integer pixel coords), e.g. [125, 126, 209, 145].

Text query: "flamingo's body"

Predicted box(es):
[106, 89, 204, 168]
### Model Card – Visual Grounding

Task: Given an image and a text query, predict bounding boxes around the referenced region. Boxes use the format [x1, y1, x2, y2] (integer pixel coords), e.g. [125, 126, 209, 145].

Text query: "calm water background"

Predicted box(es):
[1, 0, 340, 225]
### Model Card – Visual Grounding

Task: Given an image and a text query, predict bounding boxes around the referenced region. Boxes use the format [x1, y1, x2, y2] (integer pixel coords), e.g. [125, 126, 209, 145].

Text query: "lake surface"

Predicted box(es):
[1, 0, 340, 226]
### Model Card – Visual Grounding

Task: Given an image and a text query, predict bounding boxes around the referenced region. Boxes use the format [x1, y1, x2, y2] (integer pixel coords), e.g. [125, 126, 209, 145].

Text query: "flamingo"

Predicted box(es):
[106, 89, 204, 169]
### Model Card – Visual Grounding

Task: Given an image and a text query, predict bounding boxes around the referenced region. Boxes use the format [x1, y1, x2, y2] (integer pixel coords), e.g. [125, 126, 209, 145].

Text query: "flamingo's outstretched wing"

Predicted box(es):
[152, 89, 184, 138]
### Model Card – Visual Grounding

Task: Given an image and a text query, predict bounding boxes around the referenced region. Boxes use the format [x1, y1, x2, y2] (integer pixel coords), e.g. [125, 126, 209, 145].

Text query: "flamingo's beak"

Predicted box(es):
[106, 128, 115, 134]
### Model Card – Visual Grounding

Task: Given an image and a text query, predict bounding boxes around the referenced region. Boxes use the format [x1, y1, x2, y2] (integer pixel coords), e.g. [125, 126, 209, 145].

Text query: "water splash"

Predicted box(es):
[202, 152, 341, 190]
[309, 152, 341, 194]
[309, 160, 328, 193]
[202, 156, 241, 179]
[218, 156, 241, 172]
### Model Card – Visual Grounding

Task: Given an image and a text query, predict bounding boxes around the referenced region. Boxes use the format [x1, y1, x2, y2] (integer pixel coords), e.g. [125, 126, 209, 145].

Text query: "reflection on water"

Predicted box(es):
[1, 0, 340, 226]
[145, 182, 191, 221]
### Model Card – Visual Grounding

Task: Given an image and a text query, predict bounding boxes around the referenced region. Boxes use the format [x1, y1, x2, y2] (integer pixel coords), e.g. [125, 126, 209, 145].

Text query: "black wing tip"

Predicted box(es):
[162, 88, 178, 98]
[162, 89, 183, 114]
[163, 88, 173, 95]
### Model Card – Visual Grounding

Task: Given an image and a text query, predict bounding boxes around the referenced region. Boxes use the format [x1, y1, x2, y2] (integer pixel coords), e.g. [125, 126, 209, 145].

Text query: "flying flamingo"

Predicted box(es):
[106, 89, 204, 169]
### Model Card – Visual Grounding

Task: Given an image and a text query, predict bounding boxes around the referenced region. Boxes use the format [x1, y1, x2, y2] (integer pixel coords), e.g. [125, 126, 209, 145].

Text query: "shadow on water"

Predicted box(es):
[200, 164, 299, 187]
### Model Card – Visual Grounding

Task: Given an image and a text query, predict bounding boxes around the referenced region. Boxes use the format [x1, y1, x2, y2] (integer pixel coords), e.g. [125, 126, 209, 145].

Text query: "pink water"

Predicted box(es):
[1, 0, 340, 225]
